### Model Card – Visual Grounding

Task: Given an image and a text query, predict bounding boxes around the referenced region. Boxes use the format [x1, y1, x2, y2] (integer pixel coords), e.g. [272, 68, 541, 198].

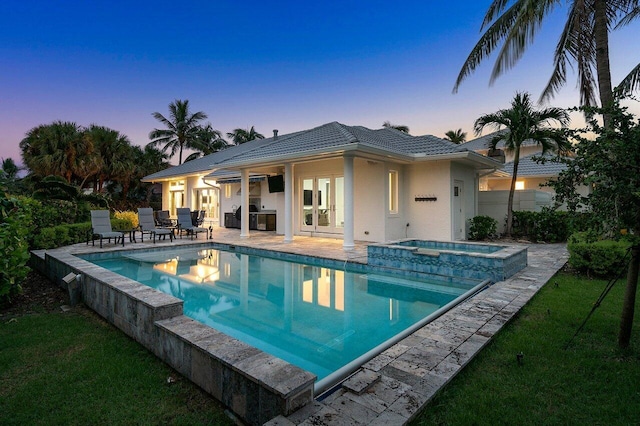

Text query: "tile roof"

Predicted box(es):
[461, 130, 540, 151]
[501, 152, 569, 177]
[143, 122, 477, 181]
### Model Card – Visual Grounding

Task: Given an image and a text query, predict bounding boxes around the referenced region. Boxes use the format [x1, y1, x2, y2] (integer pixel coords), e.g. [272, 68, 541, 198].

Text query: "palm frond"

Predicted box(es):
[614, 62, 640, 96]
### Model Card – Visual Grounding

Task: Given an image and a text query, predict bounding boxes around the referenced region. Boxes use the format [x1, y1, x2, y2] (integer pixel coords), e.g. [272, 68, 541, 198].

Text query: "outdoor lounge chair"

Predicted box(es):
[138, 208, 174, 243]
[155, 210, 174, 227]
[176, 208, 207, 239]
[89, 210, 124, 248]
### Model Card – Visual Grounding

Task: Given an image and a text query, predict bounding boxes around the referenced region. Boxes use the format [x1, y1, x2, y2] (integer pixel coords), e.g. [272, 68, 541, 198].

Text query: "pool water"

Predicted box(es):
[84, 247, 480, 382]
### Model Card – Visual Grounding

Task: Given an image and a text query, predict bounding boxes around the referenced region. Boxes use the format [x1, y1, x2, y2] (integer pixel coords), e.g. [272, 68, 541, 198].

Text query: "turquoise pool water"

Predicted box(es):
[83, 246, 481, 382]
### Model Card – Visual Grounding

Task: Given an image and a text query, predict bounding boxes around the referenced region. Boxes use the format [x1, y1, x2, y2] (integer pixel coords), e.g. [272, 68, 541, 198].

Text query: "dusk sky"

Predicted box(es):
[2, 1, 639, 166]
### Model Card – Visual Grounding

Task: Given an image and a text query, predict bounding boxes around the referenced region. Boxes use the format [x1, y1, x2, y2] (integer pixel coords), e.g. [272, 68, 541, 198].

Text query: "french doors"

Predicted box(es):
[300, 176, 344, 234]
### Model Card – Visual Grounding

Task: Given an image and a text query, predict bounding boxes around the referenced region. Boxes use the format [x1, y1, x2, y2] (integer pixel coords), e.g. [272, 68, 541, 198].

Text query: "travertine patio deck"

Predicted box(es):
[36, 228, 568, 425]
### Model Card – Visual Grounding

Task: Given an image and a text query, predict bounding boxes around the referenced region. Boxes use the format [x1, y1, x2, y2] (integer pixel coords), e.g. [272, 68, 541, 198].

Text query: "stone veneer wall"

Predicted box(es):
[40, 251, 315, 426]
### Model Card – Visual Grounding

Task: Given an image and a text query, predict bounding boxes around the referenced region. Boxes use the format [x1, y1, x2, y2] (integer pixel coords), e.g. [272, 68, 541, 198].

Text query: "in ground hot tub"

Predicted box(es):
[367, 239, 527, 282]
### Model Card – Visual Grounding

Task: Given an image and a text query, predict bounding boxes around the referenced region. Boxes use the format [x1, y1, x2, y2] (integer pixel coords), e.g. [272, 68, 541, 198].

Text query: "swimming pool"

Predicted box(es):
[81, 245, 485, 389]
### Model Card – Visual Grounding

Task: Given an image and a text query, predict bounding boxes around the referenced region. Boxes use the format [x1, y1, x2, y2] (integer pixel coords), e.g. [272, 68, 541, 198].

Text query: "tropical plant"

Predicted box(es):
[32, 175, 109, 221]
[474, 92, 570, 237]
[20, 121, 100, 185]
[443, 129, 467, 143]
[381, 121, 410, 133]
[0, 194, 30, 303]
[226, 126, 265, 145]
[1, 158, 20, 180]
[549, 101, 640, 348]
[149, 99, 208, 164]
[0, 158, 25, 195]
[184, 123, 228, 162]
[86, 125, 134, 193]
[453, 0, 640, 127]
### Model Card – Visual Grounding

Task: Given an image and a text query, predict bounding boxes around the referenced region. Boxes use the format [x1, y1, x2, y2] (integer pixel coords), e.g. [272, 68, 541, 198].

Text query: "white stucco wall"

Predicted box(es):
[403, 161, 453, 241]
[353, 158, 385, 242]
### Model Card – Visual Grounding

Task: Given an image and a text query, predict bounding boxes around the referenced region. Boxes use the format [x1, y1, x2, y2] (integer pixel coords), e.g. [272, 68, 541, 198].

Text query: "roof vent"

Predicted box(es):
[273, 129, 278, 140]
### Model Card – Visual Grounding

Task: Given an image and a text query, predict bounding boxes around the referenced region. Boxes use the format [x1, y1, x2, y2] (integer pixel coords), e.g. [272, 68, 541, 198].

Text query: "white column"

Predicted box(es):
[284, 163, 294, 243]
[343, 155, 355, 250]
[240, 169, 250, 238]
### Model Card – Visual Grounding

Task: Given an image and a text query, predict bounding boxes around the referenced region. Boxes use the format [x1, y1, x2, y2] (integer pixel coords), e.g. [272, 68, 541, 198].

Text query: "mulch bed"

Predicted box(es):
[0, 271, 68, 320]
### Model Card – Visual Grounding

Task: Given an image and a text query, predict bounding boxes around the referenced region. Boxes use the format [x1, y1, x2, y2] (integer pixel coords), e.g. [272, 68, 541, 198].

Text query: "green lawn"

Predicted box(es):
[412, 272, 640, 425]
[0, 309, 233, 426]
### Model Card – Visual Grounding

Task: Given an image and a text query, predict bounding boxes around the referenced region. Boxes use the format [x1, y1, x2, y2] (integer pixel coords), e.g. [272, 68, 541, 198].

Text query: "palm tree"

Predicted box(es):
[382, 121, 410, 133]
[453, 0, 639, 127]
[86, 125, 133, 192]
[443, 129, 467, 144]
[226, 126, 265, 145]
[474, 92, 570, 237]
[184, 123, 229, 162]
[149, 100, 208, 164]
[1, 158, 20, 180]
[20, 121, 98, 184]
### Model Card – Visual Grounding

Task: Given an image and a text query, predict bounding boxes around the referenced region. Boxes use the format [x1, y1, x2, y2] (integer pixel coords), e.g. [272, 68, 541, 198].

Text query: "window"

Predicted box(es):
[388, 170, 398, 214]
[515, 180, 525, 190]
[224, 184, 232, 199]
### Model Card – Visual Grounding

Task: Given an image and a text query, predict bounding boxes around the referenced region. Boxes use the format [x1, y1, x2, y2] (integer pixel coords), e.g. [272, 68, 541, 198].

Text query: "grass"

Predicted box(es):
[0, 308, 233, 426]
[412, 272, 640, 425]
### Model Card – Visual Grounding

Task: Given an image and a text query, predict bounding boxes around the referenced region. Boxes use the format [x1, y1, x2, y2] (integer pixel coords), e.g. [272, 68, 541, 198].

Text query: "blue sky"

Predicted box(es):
[2, 1, 639, 165]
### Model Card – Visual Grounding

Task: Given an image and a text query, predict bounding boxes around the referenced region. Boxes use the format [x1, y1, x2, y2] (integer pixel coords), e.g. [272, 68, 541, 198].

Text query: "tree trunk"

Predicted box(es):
[618, 243, 639, 348]
[594, 0, 614, 127]
[505, 146, 520, 237]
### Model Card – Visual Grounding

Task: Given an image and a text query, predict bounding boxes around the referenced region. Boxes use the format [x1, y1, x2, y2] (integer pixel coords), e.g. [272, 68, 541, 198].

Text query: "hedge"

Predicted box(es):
[567, 232, 632, 277]
[32, 217, 135, 250]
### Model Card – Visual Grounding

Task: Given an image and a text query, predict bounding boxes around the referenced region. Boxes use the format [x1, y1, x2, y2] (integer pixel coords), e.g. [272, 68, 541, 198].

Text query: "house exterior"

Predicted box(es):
[142, 122, 501, 248]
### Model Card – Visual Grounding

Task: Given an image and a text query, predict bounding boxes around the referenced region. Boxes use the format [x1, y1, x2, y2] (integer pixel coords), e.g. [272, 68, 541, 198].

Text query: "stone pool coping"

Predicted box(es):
[31, 233, 567, 426]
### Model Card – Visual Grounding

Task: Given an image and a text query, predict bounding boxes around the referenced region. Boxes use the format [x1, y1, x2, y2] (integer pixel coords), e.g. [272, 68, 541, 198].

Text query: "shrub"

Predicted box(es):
[32, 219, 132, 250]
[567, 232, 632, 277]
[0, 195, 31, 303]
[468, 215, 497, 240]
[114, 210, 138, 228]
[511, 208, 571, 242]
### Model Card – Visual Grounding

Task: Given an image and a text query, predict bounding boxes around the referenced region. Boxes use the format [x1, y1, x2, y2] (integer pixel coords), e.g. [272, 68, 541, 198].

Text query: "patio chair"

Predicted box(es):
[155, 210, 174, 227]
[138, 208, 174, 243]
[194, 210, 205, 226]
[89, 210, 124, 248]
[176, 208, 207, 239]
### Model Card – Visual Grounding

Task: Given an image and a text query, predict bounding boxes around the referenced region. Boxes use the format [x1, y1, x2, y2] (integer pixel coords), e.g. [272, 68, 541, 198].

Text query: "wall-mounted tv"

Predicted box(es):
[268, 175, 285, 193]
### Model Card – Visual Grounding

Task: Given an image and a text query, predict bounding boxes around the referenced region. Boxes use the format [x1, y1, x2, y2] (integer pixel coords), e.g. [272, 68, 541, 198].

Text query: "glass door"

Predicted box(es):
[195, 188, 220, 223]
[300, 176, 343, 234]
